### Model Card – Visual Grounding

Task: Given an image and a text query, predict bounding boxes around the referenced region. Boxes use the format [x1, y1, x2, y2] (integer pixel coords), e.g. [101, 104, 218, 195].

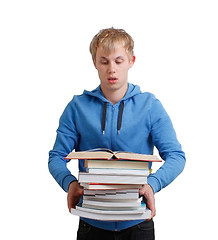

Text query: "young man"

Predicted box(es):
[49, 28, 185, 240]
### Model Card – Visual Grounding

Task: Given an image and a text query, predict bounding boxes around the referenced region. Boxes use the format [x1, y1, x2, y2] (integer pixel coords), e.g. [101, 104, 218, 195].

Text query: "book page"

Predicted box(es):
[66, 151, 113, 160]
[115, 152, 160, 161]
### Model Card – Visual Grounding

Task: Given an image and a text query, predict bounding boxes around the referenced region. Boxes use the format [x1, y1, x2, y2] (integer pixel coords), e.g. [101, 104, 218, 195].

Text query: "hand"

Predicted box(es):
[139, 184, 156, 219]
[67, 181, 84, 212]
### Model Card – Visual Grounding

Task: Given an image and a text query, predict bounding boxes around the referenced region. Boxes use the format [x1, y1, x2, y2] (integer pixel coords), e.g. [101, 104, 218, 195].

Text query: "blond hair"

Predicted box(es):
[90, 27, 134, 61]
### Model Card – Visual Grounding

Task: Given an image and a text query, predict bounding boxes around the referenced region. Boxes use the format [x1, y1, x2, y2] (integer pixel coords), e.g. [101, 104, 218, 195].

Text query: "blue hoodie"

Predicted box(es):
[49, 83, 185, 231]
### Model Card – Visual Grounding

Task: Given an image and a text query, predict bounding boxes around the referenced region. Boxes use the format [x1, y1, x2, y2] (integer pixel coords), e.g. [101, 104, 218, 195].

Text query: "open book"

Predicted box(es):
[65, 148, 161, 162]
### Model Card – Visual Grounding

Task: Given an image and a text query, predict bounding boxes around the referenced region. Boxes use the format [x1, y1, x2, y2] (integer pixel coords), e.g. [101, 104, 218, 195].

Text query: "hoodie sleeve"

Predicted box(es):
[48, 99, 79, 192]
[147, 99, 186, 194]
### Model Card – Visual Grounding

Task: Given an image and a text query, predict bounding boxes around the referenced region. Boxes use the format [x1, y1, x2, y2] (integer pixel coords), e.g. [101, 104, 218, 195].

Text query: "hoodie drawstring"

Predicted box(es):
[102, 102, 107, 135]
[117, 101, 124, 134]
[102, 101, 124, 135]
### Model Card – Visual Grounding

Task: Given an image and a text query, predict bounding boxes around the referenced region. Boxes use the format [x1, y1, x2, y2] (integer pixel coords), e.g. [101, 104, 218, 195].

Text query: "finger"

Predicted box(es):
[67, 197, 74, 212]
[78, 187, 84, 196]
[145, 194, 156, 216]
[139, 185, 146, 195]
[67, 193, 77, 212]
[72, 190, 84, 209]
[146, 206, 155, 221]
[147, 201, 156, 218]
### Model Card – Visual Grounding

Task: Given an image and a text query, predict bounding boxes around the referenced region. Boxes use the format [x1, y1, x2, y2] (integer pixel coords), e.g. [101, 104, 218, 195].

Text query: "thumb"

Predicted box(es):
[139, 185, 147, 196]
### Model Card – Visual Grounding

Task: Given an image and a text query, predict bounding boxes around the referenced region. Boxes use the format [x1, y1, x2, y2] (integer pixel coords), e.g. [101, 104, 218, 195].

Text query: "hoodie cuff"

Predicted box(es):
[147, 175, 162, 194]
[62, 175, 77, 192]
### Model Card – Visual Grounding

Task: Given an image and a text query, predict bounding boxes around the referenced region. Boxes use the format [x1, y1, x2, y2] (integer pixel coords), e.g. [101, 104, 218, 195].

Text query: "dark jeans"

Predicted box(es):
[77, 219, 155, 240]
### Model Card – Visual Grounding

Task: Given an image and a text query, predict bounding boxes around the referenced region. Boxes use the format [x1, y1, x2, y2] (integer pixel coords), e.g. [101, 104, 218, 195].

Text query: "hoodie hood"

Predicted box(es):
[83, 83, 142, 104]
[83, 83, 142, 134]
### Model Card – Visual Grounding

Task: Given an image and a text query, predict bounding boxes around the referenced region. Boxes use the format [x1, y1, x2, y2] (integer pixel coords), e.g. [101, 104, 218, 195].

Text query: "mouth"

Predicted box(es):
[108, 77, 118, 84]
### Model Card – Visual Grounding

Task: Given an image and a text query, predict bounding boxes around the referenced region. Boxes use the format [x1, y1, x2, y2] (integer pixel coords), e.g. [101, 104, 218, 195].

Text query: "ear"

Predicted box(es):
[129, 55, 136, 68]
[93, 58, 97, 69]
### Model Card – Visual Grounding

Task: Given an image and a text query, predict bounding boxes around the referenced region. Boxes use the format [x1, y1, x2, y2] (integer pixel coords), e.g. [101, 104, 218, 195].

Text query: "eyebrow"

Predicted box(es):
[99, 56, 124, 60]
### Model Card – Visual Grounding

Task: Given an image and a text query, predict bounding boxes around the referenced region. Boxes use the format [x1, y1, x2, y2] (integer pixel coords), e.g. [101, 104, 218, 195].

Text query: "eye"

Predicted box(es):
[100, 60, 108, 65]
[115, 58, 124, 64]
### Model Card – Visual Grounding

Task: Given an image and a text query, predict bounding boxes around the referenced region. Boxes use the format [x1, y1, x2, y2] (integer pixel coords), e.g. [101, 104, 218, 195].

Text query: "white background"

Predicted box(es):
[0, 0, 218, 239]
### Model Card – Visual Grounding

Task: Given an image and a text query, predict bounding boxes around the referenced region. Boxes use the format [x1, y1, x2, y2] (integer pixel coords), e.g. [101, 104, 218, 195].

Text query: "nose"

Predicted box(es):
[108, 62, 116, 74]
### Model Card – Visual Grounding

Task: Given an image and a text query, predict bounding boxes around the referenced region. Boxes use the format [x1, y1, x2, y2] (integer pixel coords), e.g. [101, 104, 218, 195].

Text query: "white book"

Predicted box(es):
[82, 204, 144, 211]
[84, 189, 139, 200]
[71, 206, 151, 221]
[80, 183, 143, 190]
[84, 160, 149, 170]
[79, 172, 147, 185]
[82, 198, 143, 208]
[78, 206, 146, 214]
[87, 168, 150, 176]
[83, 196, 139, 201]
[84, 189, 139, 195]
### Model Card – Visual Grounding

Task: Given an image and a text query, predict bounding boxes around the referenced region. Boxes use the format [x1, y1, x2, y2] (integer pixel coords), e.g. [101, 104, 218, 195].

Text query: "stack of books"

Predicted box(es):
[65, 149, 161, 221]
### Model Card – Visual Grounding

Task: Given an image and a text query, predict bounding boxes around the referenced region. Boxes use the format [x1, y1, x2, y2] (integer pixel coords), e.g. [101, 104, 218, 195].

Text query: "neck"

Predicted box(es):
[101, 84, 128, 105]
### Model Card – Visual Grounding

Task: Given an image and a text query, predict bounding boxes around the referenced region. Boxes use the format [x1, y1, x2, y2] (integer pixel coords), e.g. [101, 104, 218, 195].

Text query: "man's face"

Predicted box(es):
[94, 43, 135, 96]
